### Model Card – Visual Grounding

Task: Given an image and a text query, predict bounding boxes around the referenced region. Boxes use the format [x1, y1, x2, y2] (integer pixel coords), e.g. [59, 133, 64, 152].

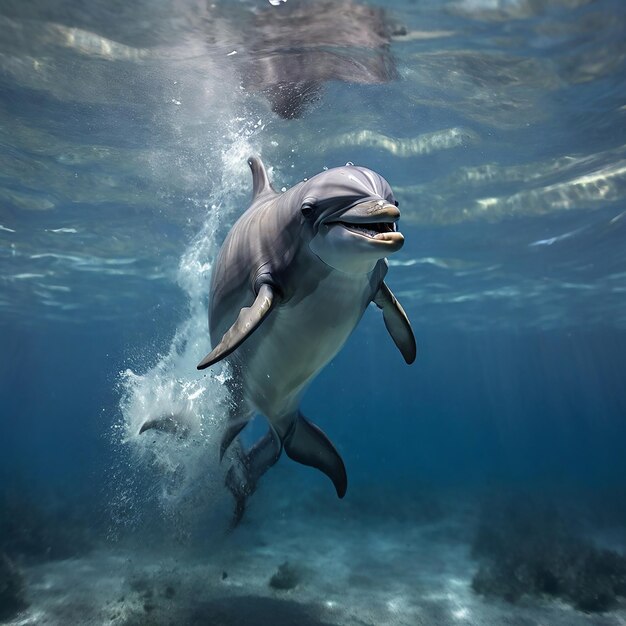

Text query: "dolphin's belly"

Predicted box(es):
[235, 272, 373, 424]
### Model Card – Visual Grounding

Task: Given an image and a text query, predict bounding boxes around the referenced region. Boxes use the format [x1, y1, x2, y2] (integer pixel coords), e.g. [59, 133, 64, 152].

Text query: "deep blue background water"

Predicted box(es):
[3, 319, 626, 516]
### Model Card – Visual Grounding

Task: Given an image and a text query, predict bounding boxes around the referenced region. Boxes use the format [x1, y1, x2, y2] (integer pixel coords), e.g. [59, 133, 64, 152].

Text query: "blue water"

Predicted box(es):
[1, 0, 626, 623]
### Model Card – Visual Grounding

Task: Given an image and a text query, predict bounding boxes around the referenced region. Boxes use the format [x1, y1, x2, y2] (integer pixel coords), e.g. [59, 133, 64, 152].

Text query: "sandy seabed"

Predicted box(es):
[5, 484, 626, 626]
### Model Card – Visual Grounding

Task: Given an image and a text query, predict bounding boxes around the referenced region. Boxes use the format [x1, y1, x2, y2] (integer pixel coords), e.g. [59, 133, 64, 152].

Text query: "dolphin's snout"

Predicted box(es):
[338, 200, 400, 224]
[377, 204, 400, 221]
[363, 203, 400, 221]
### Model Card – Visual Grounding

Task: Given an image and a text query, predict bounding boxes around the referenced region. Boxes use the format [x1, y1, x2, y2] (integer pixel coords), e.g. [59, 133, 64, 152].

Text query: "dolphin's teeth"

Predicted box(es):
[340, 221, 397, 237]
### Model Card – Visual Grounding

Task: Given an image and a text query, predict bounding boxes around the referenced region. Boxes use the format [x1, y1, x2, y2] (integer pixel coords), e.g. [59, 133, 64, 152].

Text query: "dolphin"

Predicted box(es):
[196, 156, 416, 524]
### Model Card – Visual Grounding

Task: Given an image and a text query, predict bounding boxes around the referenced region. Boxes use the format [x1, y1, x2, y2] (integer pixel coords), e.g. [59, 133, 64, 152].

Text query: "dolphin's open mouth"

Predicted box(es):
[325, 200, 404, 246]
[338, 220, 398, 240]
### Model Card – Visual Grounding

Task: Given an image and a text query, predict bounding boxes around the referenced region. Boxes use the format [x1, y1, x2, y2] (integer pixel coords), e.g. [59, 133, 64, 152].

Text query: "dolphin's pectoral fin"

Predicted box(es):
[197, 283, 276, 370]
[374, 281, 417, 365]
[225, 424, 282, 528]
[284, 414, 347, 499]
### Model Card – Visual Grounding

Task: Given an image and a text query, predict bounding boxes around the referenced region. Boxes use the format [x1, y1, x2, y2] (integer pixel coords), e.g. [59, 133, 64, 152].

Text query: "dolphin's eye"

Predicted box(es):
[394, 200, 399, 207]
[301, 202, 315, 218]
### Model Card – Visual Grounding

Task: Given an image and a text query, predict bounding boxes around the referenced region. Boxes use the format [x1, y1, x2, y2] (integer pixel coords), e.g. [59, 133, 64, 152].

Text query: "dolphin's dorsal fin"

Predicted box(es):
[197, 283, 276, 370]
[373, 281, 417, 364]
[248, 156, 275, 199]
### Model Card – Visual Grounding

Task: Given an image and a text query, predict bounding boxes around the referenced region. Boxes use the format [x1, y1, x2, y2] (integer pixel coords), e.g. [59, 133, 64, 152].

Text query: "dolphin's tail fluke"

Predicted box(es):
[225, 462, 251, 530]
[220, 419, 250, 461]
[284, 413, 347, 499]
[138, 414, 190, 437]
[224, 425, 282, 528]
[223, 415, 347, 527]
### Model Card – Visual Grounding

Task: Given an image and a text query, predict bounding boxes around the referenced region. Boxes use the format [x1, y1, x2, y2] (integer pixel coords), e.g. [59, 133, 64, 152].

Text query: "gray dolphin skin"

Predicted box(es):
[197, 156, 416, 525]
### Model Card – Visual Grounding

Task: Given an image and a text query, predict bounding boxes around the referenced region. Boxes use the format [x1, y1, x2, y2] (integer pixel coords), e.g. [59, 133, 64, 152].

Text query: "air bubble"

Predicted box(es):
[281, 187, 287, 192]
[345, 161, 354, 166]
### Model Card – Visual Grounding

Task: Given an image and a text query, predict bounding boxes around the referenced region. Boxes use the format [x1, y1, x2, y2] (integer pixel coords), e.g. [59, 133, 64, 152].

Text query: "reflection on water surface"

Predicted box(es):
[0, 0, 625, 329]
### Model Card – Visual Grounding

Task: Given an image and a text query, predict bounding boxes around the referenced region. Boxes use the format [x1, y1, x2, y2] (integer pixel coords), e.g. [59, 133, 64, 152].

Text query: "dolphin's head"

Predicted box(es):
[298, 165, 404, 274]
